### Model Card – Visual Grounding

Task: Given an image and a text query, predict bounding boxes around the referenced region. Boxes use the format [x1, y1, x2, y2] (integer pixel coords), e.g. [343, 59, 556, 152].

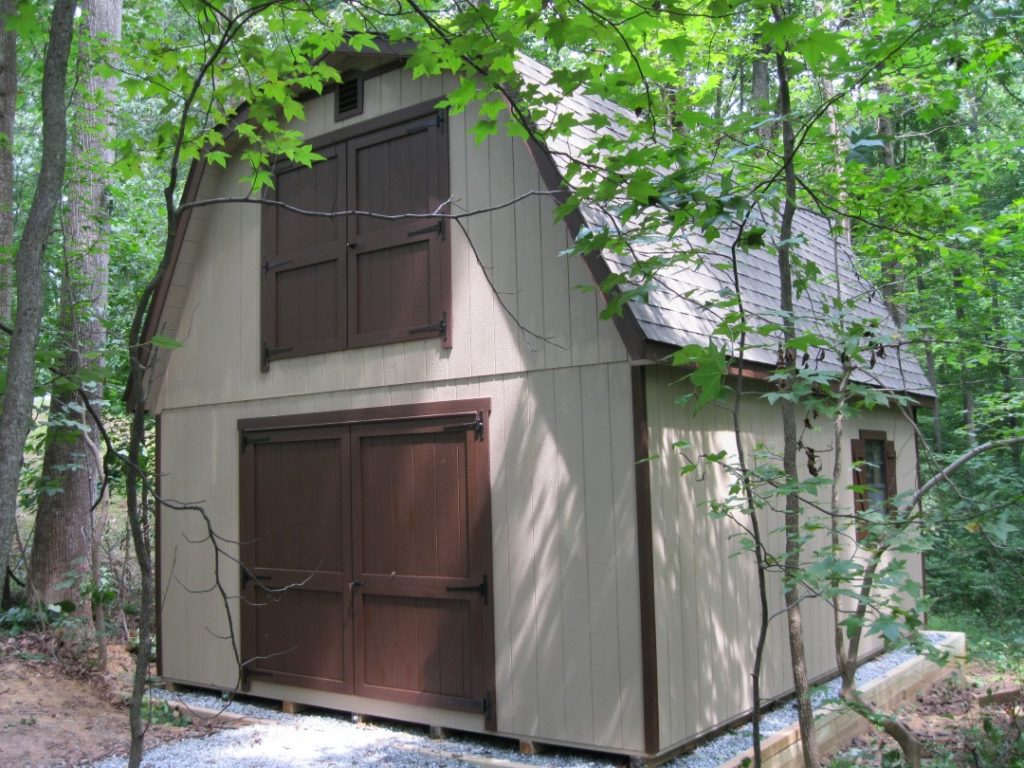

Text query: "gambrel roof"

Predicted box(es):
[137, 43, 934, 406]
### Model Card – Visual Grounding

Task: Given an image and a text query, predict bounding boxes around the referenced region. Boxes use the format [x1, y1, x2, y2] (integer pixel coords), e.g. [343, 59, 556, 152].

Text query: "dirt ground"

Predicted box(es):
[831, 661, 1023, 766]
[0, 633, 232, 767]
[0, 629, 1020, 767]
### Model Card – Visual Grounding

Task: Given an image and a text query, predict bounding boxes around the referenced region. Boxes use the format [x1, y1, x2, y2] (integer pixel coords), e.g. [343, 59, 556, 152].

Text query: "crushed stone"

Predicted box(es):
[89, 633, 951, 767]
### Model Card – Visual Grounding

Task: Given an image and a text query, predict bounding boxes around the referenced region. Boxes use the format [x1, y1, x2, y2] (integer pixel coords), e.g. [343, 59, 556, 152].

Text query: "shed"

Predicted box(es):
[140, 42, 934, 763]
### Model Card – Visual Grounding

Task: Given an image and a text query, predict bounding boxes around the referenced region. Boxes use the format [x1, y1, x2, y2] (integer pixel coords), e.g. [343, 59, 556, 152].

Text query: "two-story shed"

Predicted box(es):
[139, 42, 933, 763]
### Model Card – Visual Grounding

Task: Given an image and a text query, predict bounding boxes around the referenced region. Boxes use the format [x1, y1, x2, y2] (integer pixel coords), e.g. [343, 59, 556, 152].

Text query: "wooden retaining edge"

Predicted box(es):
[163, 700, 276, 726]
[719, 632, 967, 768]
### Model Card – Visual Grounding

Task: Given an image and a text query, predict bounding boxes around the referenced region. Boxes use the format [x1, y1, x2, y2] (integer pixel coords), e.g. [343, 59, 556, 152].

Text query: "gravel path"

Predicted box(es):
[90, 634, 949, 768]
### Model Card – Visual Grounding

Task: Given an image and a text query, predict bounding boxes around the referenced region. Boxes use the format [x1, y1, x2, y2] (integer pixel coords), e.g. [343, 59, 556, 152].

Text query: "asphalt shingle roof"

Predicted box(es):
[515, 56, 934, 399]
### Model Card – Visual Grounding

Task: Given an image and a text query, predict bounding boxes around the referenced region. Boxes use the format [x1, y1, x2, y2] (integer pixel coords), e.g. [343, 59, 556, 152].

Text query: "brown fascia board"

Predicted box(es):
[643, 339, 937, 407]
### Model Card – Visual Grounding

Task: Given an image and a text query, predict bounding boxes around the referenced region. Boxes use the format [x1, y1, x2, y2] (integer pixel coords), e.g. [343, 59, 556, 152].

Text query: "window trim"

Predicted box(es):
[851, 429, 897, 541]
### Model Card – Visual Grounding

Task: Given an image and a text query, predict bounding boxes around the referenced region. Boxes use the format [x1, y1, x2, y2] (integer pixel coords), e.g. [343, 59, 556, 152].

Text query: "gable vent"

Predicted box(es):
[335, 76, 363, 121]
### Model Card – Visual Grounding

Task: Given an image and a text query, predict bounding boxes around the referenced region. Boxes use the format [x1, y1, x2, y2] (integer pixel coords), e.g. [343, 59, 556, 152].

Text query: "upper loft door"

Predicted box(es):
[351, 415, 493, 718]
[239, 427, 354, 694]
[238, 401, 494, 724]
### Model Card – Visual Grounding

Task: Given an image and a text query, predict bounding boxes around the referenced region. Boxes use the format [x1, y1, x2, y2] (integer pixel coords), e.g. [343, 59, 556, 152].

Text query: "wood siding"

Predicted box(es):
[146, 64, 626, 415]
[158, 363, 645, 752]
[644, 365, 923, 751]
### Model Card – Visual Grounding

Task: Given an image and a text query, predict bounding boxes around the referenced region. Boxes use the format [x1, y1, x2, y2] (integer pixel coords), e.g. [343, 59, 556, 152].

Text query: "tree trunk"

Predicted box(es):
[772, 7, 821, 765]
[29, 0, 121, 620]
[751, 47, 771, 143]
[0, 0, 16, 327]
[877, 89, 906, 327]
[914, 254, 941, 451]
[952, 269, 976, 446]
[0, 0, 79, 583]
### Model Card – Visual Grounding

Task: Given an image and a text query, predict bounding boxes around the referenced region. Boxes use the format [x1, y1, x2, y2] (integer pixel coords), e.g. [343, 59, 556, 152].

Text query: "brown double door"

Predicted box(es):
[239, 405, 493, 721]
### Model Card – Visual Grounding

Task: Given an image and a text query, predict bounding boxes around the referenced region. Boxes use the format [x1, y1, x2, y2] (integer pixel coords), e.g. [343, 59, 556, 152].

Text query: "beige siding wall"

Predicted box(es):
[147, 65, 626, 414]
[159, 362, 645, 752]
[644, 365, 923, 751]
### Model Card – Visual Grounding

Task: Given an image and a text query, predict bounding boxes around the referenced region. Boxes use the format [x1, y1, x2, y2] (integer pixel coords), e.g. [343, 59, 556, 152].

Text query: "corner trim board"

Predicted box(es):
[631, 366, 660, 755]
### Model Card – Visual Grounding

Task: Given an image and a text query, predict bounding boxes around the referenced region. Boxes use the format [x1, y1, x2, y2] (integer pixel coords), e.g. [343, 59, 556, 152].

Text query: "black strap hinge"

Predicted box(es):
[407, 311, 447, 342]
[406, 111, 444, 135]
[262, 342, 294, 370]
[407, 220, 444, 238]
[262, 258, 292, 276]
[240, 432, 272, 453]
[240, 665, 272, 690]
[441, 410, 484, 440]
[445, 573, 488, 604]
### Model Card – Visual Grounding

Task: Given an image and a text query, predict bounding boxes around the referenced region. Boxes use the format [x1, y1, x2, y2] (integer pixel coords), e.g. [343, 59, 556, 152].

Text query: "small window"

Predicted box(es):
[851, 430, 897, 541]
[261, 102, 450, 370]
[335, 74, 363, 121]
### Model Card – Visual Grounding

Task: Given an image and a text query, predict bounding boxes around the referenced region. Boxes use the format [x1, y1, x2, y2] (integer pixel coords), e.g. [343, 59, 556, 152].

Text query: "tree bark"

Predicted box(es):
[751, 47, 772, 143]
[0, 0, 79, 583]
[914, 254, 941, 450]
[29, 0, 122, 620]
[0, 0, 16, 327]
[877, 87, 906, 327]
[772, 7, 821, 766]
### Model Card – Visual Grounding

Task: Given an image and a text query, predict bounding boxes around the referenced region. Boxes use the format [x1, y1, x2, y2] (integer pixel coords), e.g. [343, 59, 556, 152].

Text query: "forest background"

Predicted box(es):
[0, 0, 1021, 766]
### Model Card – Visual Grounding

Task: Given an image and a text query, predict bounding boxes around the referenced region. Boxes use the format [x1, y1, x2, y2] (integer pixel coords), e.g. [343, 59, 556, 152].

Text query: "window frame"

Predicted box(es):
[850, 428, 897, 541]
[260, 99, 451, 371]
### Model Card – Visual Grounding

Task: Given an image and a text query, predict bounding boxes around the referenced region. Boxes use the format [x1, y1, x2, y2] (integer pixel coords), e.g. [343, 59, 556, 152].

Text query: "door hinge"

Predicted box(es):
[445, 573, 488, 604]
[262, 342, 294, 370]
[482, 690, 491, 715]
[240, 665, 272, 691]
[262, 258, 292, 276]
[442, 410, 484, 440]
[406, 111, 445, 135]
[407, 311, 447, 342]
[407, 220, 445, 238]
[240, 432, 271, 454]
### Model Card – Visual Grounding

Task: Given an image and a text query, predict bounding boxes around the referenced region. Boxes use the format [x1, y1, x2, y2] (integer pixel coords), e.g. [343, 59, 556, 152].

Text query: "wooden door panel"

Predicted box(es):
[272, 258, 342, 351]
[251, 439, 345, 573]
[360, 595, 474, 705]
[240, 431, 353, 694]
[351, 241, 435, 344]
[247, 589, 348, 693]
[345, 111, 445, 348]
[359, 431, 469, 579]
[261, 149, 347, 364]
[352, 421, 491, 716]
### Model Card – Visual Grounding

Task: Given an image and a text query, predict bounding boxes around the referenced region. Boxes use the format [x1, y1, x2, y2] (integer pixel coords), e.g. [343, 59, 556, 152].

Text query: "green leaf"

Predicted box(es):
[205, 150, 230, 168]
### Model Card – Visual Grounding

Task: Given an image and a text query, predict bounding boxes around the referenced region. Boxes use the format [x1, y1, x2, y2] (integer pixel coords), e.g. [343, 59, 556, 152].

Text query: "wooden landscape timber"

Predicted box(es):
[718, 632, 968, 768]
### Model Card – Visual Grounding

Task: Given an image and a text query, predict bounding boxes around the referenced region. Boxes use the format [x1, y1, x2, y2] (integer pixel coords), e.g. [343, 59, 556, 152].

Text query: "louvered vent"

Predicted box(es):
[335, 76, 363, 121]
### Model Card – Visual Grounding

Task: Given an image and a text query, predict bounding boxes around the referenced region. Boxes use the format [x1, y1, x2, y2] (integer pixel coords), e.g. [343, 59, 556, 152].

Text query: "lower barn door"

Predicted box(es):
[351, 417, 494, 721]
[239, 428, 353, 694]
